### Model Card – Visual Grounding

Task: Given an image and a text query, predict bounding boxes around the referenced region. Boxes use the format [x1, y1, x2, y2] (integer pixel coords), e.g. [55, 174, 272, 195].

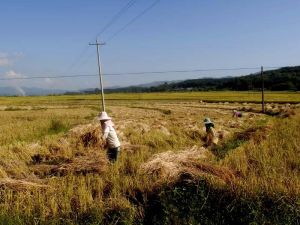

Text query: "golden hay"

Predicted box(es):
[29, 122, 108, 178]
[140, 146, 235, 184]
[51, 154, 108, 176]
[0, 178, 48, 191]
[31, 153, 108, 177]
[67, 122, 104, 148]
[140, 147, 205, 179]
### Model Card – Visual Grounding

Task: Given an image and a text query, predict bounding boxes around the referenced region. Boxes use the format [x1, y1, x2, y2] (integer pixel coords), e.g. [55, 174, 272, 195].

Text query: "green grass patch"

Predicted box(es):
[128, 106, 172, 115]
[0, 91, 299, 106]
[144, 179, 299, 225]
[48, 118, 69, 134]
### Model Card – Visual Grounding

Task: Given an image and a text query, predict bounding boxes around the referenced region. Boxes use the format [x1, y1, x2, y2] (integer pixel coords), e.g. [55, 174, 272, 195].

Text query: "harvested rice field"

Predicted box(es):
[0, 94, 299, 224]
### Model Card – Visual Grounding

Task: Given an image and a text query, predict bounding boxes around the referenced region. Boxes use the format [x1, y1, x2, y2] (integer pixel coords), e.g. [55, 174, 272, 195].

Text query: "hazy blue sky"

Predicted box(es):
[0, 0, 300, 90]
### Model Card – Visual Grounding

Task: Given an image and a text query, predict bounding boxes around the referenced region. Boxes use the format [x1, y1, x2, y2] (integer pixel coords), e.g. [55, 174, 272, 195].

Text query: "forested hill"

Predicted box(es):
[105, 66, 300, 93]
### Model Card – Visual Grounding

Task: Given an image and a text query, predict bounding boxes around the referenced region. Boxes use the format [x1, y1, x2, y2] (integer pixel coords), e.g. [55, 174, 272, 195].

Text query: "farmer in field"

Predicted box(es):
[98, 112, 121, 163]
[232, 109, 242, 118]
[203, 118, 218, 147]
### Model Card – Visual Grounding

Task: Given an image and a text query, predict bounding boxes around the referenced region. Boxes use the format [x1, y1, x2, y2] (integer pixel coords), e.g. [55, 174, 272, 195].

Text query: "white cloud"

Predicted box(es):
[44, 78, 52, 84]
[4, 70, 26, 79]
[2, 69, 27, 96]
[0, 56, 12, 67]
[0, 52, 24, 67]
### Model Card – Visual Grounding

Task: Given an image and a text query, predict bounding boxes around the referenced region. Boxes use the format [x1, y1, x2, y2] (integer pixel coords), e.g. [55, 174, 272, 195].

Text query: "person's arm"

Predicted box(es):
[211, 127, 216, 136]
[102, 126, 109, 147]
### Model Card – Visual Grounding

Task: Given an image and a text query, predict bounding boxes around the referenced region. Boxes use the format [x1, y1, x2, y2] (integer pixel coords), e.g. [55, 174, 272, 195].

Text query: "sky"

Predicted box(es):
[0, 0, 300, 91]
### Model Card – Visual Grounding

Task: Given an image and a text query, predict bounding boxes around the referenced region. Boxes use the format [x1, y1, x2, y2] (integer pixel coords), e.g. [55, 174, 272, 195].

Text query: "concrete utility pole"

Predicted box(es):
[261, 66, 265, 113]
[89, 39, 106, 112]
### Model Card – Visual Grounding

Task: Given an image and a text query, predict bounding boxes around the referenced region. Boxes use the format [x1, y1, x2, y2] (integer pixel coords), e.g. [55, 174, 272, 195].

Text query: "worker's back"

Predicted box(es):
[104, 125, 120, 148]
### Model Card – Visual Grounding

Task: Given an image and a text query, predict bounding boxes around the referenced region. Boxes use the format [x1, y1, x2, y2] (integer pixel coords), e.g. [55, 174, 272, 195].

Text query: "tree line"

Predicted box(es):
[78, 66, 300, 94]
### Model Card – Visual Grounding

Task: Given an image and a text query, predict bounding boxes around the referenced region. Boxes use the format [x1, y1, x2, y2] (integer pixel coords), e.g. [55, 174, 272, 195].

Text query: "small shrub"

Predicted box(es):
[31, 106, 47, 111]
[4, 106, 27, 111]
[48, 119, 68, 134]
[162, 109, 172, 115]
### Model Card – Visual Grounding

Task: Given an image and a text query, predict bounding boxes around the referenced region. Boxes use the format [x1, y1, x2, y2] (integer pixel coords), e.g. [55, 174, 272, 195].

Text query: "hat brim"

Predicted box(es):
[97, 117, 111, 121]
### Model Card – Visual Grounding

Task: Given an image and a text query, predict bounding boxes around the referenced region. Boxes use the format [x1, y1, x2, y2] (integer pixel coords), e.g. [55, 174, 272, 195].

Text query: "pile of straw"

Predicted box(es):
[0, 178, 48, 191]
[141, 146, 235, 184]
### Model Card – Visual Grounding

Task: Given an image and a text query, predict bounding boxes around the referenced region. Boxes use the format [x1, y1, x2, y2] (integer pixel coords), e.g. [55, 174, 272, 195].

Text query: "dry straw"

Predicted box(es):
[140, 146, 235, 185]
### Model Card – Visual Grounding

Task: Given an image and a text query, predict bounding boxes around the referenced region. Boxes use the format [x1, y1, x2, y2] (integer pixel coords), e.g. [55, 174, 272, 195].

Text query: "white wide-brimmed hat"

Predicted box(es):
[203, 117, 214, 125]
[97, 111, 112, 121]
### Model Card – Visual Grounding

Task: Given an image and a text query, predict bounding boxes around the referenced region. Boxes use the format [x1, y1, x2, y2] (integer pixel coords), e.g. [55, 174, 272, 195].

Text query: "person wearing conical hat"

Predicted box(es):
[203, 117, 217, 147]
[97, 112, 121, 162]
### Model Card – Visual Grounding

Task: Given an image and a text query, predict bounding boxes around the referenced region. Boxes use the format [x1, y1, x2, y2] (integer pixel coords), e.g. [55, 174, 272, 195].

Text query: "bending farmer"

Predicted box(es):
[232, 110, 242, 118]
[203, 117, 218, 147]
[98, 112, 121, 162]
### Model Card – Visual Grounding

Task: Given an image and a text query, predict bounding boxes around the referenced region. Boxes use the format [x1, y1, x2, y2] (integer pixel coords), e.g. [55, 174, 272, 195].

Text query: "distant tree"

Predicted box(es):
[69, 66, 300, 94]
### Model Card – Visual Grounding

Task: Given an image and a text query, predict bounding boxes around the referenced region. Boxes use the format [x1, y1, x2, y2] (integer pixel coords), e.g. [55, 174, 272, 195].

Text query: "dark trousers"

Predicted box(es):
[107, 147, 120, 162]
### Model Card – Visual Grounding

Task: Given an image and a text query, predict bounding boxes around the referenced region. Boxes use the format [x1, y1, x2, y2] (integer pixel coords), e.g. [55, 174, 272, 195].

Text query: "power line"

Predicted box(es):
[95, 0, 138, 38]
[107, 67, 262, 75]
[105, 0, 161, 42]
[64, 47, 92, 73]
[65, 0, 158, 75]
[65, 0, 138, 73]
[0, 66, 286, 81]
[0, 74, 97, 81]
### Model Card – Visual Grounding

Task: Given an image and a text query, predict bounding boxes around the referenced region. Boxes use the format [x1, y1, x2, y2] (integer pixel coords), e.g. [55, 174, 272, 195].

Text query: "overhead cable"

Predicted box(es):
[65, 0, 138, 73]
[105, 0, 161, 42]
[0, 65, 286, 81]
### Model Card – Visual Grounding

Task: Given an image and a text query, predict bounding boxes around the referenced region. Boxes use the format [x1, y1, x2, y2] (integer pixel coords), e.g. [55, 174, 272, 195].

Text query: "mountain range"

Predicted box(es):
[0, 86, 66, 96]
[104, 66, 300, 93]
[0, 66, 299, 96]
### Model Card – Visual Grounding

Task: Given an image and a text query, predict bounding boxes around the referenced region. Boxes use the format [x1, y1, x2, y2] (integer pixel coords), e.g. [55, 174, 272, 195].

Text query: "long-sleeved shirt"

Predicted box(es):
[103, 125, 121, 149]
